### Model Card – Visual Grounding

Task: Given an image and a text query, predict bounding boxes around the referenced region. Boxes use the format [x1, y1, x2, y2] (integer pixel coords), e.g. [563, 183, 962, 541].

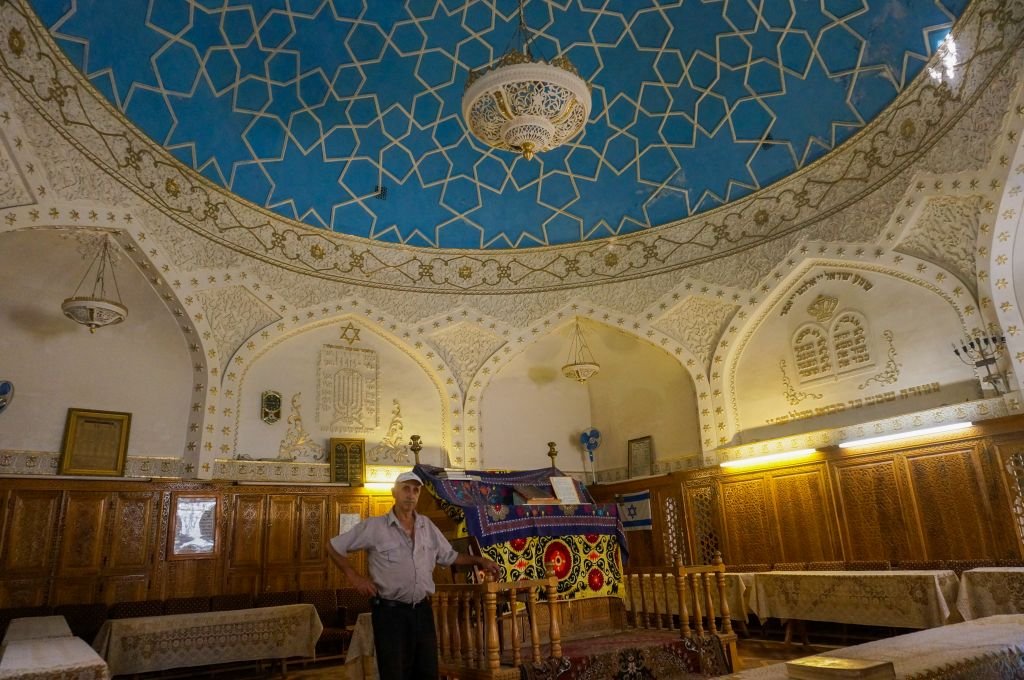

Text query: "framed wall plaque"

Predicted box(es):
[169, 494, 219, 558]
[330, 438, 365, 485]
[627, 435, 653, 479]
[59, 408, 131, 476]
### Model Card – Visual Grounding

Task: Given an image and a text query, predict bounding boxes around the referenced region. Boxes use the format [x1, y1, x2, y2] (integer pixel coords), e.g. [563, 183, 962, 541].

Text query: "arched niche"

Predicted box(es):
[731, 264, 980, 442]
[0, 229, 191, 456]
[480, 318, 700, 474]
[234, 319, 448, 466]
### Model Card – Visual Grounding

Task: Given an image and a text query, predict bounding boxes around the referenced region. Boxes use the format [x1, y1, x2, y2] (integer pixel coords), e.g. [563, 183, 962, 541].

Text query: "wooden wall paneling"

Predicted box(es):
[974, 440, 1023, 558]
[990, 435, 1024, 556]
[105, 491, 158, 574]
[718, 475, 775, 565]
[263, 495, 299, 592]
[657, 478, 690, 565]
[296, 495, 328, 590]
[830, 455, 913, 562]
[1, 489, 61, 575]
[768, 464, 838, 562]
[329, 496, 369, 586]
[683, 477, 723, 565]
[225, 493, 266, 593]
[163, 559, 220, 599]
[371, 495, 394, 517]
[900, 442, 999, 559]
[51, 491, 110, 603]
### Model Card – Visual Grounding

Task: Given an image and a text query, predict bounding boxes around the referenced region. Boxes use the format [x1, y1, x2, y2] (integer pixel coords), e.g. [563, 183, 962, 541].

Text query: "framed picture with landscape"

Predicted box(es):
[58, 408, 131, 477]
[627, 435, 653, 479]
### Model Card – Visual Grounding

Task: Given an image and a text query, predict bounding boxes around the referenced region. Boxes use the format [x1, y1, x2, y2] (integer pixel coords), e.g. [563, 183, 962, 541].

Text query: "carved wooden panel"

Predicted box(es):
[297, 496, 327, 564]
[0, 579, 49, 607]
[371, 496, 393, 517]
[103, 575, 149, 605]
[106, 492, 157, 572]
[265, 495, 298, 567]
[50, 577, 99, 606]
[1, 490, 61, 574]
[684, 482, 721, 565]
[56, 492, 109, 577]
[227, 495, 265, 569]
[224, 568, 260, 595]
[832, 458, 911, 560]
[262, 568, 297, 593]
[719, 477, 774, 565]
[769, 467, 836, 561]
[904, 445, 1001, 559]
[297, 569, 326, 590]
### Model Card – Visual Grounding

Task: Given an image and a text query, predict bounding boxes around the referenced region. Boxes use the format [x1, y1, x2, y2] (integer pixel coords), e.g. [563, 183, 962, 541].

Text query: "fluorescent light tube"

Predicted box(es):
[838, 422, 972, 449]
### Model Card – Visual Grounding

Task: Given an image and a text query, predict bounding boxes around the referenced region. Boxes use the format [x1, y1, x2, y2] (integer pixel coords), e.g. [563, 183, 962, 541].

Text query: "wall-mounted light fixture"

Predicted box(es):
[838, 422, 972, 449]
[719, 448, 818, 470]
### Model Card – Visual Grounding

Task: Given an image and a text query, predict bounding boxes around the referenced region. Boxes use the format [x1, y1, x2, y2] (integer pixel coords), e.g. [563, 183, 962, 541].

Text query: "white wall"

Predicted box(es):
[0, 230, 191, 456]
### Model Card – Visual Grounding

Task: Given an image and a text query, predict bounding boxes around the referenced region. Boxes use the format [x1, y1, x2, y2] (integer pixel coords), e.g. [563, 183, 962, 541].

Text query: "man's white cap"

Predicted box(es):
[394, 471, 423, 486]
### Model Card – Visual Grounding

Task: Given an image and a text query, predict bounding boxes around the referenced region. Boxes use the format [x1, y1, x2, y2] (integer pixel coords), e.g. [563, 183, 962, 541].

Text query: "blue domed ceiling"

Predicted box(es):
[30, 0, 966, 249]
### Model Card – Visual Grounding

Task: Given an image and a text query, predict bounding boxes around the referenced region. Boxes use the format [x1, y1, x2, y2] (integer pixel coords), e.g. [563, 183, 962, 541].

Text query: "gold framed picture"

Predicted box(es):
[329, 438, 365, 485]
[627, 435, 653, 479]
[169, 494, 219, 559]
[59, 408, 131, 476]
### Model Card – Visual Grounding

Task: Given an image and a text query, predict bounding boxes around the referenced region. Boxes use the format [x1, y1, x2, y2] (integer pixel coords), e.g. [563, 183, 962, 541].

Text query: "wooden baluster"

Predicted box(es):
[463, 591, 476, 667]
[451, 591, 462, 663]
[509, 586, 522, 668]
[714, 553, 734, 636]
[438, 590, 451, 661]
[652, 572, 663, 629]
[485, 583, 500, 672]
[675, 557, 691, 639]
[638, 573, 650, 629]
[703, 572, 719, 634]
[688, 572, 704, 636]
[626, 573, 639, 628]
[527, 586, 542, 664]
[544, 563, 562, 662]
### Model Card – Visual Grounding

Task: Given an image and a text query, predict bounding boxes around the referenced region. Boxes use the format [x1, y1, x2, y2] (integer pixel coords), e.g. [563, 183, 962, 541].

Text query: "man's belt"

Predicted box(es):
[372, 596, 430, 609]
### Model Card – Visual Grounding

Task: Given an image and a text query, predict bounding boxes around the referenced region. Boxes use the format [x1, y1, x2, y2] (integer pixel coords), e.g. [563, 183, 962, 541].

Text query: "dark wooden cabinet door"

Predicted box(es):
[1, 489, 61, 575]
[265, 495, 298, 568]
[55, 492, 109, 577]
[297, 495, 328, 565]
[106, 491, 158, 573]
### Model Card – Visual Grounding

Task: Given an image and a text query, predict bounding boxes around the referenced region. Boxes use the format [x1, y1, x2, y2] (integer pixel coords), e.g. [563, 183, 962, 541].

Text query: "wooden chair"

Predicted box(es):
[163, 596, 211, 615]
[300, 588, 350, 659]
[806, 561, 845, 571]
[54, 603, 108, 642]
[108, 599, 164, 619]
[725, 563, 770, 573]
[771, 561, 806, 571]
[210, 593, 254, 611]
[254, 590, 300, 608]
[945, 559, 997, 576]
[894, 560, 944, 570]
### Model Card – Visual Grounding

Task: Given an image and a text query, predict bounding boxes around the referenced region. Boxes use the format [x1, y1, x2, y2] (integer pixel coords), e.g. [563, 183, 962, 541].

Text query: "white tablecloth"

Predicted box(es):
[0, 636, 109, 680]
[725, 614, 1024, 679]
[343, 612, 378, 680]
[751, 570, 960, 629]
[956, 567, 1024, 620]
[92, 603, 322, 676]
[2, 616, 73, 645]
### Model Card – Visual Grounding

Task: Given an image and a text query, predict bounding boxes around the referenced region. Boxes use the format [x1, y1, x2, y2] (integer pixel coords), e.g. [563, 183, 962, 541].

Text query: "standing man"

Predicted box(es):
[329, 470, 500, 680]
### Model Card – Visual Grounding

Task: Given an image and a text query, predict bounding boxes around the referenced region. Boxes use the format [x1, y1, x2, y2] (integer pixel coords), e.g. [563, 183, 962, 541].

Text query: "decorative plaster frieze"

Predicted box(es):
[652, 296, 738, 373]
[429, 321, 506, 394]
[196, 285, 280, 376]
[0, 450, 189, 478]
[896, 196, 981, 297]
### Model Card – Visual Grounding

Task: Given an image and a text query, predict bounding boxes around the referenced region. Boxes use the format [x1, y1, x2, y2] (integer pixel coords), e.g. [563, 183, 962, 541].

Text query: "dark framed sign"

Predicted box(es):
[59, 408, 131, 476]
[330, 438, 365, 485]
[627, 435, 653, 479]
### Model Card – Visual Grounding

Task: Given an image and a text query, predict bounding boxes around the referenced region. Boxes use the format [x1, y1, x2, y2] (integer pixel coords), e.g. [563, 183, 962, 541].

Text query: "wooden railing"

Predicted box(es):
[623, 551, 740, 672]
[434, 569, 562, 680]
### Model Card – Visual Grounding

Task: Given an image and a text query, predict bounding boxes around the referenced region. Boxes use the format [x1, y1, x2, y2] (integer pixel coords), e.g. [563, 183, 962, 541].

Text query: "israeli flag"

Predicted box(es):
[616, 490, 652, 531]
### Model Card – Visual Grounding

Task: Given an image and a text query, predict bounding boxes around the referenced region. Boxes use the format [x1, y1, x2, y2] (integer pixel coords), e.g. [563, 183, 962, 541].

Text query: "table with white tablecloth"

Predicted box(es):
[725, 614, 1024, 679]
[2, 616, 73, 645]
[956, 567, 1024, 620]
[751, 570, 960, 629]
[0, 636, 109, 680]
[91, 603, 322, 676]
[343, 612, 378, 680]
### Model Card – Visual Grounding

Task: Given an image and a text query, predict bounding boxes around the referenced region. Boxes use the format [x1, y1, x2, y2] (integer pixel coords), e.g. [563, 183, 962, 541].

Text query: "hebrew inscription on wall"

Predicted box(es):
[317, 346, 379, 434]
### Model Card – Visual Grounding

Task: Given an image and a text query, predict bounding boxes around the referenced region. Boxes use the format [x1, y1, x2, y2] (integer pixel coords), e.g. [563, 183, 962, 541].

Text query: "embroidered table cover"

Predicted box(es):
[91, 603, 322, 676]
[725, 614, 1024, 680]
[2, 616, 73, 645]
[956, 567, 1024, 620]
[750, 570, 960, 629]
[0, 636, 109, 680]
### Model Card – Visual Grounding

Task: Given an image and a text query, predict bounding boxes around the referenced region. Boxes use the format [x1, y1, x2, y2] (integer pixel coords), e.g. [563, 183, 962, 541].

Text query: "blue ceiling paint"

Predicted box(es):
[30, 0, 968, 249]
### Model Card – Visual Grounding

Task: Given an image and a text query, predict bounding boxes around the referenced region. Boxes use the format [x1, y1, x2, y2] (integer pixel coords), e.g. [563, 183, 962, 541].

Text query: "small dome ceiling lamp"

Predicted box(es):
[462, 0, 591, 161]
[61, 234, 127, 333]
[562, 317, 600, 383]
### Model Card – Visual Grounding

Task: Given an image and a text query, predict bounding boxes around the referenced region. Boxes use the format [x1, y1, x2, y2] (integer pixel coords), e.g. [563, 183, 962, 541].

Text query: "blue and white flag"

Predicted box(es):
[616, 490, 652, 531]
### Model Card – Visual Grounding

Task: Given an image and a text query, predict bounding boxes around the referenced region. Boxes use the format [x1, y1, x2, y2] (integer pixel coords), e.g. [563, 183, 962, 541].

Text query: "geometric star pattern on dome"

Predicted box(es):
[33, 0, 966, 249]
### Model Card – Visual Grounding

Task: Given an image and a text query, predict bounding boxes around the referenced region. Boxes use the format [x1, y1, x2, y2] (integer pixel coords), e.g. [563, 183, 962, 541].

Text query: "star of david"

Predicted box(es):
[627, 504, 638, 519]
[339, 322, 361, 345]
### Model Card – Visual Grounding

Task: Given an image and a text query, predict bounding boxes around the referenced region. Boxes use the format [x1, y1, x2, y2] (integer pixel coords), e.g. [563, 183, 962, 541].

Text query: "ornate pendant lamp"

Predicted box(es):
[462, 0, 591, 161]
[562, 317, 600, 383]
[61, 234, 127, 333]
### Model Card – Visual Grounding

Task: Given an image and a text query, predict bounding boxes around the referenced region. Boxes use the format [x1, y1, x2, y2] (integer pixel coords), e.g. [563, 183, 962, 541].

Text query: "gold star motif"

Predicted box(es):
[339, 321, 361, 345]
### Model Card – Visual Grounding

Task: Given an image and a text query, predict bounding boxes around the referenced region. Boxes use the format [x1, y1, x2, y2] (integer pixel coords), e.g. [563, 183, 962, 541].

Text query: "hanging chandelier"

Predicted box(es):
[462, 0, 591, 161]
[562, 317, 600, 383]
[61, 234, 127, 333]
